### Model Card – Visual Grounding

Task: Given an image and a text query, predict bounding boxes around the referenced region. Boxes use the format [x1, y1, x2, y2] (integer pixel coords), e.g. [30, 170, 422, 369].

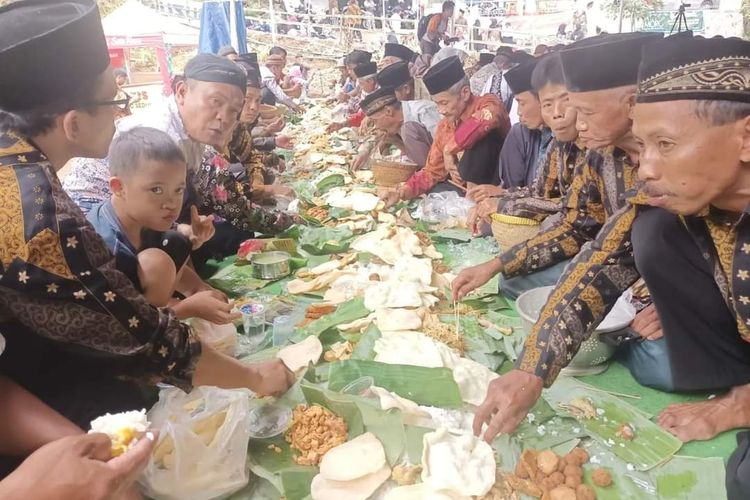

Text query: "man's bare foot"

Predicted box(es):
[657, 384, 750, 442]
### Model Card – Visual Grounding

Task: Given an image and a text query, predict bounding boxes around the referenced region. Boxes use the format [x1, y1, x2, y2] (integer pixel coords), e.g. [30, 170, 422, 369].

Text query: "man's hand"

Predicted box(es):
[326, 122, 346, 133]
[0, 433, 156, 500]
[187, 205, 215, 250]
[247, 359, 296, 397]
[351, 152, 369, 171]
[473, 370, 544, 442]
[275, 135, 295, 149]
[467, 184, 504, 203]
[443, 151, 463, 184]
[180, 290, 240, 324]
[266, 116, 285, 134]
[378, 188, 402, 209]
[469, 198, 501, 235]
[631, 304, 663, 341]
[451, 258, 503, 301]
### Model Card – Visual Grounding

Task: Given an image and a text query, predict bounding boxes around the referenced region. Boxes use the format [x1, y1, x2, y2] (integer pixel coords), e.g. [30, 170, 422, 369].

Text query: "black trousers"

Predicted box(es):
[632, 207, 750, 392]
[632, 207, 750, 500]
[458, 132, 503, 187]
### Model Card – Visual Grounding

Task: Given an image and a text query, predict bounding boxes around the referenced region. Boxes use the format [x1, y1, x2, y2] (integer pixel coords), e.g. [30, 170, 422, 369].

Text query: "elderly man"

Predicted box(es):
[453, 33, 660, 301]
[468, 57, 552, 204]
[359, 87, 442, 168]
[0, 0, 293, 474]
[468, 34, 750, 499]
[380, 56, 511, 206]
[381, 42, 416, 68]
[377, 60, 431, 102]
[64, 54, 296, 242]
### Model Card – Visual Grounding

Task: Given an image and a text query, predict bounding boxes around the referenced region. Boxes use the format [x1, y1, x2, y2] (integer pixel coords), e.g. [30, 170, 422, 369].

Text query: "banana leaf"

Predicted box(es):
[404, 425, 432, 464]
[315, 173, 345, 194]
[350, 323, 381, 360]
[291, 297, 370, 341]
[300, 381, 406, 465]
[544, 378, 683, 471]
[653, 455, 726, 500]
[449, 315, 506, 372]
[431, 228, 473, 243]
[298, 226, 353, 255]
[327, 360, 464, 408]
[207, 264, 274, 295]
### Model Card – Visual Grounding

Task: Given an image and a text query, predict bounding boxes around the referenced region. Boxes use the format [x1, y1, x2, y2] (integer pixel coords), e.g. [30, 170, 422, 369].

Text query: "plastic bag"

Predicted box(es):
[189, 319, 238, 357]
[140, 386, 253, 500]
[417, 191, 475, 227]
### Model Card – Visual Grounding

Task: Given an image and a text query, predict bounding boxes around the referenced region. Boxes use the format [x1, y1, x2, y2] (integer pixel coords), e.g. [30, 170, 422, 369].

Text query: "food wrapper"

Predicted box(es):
[140, 386, 253, 500]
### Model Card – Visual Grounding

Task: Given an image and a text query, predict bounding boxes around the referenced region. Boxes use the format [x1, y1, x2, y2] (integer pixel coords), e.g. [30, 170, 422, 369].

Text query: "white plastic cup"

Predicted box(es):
[272, 315, 295, 346]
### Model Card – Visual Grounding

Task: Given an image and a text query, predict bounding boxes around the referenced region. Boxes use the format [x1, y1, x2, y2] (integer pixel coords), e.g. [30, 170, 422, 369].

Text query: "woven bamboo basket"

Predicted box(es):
[490, 213, 541, 251]
[259, 104, 282, 120]
[371, 159, 418, 187]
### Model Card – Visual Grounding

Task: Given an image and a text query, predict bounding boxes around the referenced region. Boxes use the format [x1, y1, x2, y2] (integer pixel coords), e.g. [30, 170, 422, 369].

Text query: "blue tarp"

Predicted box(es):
[198, 1, 248, 55]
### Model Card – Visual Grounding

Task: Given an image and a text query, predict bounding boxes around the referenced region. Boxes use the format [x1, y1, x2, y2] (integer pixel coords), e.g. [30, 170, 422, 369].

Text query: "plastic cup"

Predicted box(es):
[272, 315, 295, 346]
[239, 303, 267, 351]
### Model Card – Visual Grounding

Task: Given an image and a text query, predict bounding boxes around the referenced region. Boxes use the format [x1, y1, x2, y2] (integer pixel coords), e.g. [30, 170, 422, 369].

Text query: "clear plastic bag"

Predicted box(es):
[190, 319, 238, 357]
[140, 386, 253, 500]
[417, 191, 476, 227]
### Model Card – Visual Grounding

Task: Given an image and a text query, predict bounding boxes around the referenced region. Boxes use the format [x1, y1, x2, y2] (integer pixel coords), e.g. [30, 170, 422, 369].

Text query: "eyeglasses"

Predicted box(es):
[81, 95, 131, 111]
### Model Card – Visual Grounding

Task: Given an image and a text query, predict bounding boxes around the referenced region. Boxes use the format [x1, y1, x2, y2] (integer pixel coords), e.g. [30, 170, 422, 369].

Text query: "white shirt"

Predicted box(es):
[260, 65, 296, 109]
[402, 100, 442, 138]
[117, 97, 204, 171]
[481, 72, 519, 125]
[390, 12, 402, 31]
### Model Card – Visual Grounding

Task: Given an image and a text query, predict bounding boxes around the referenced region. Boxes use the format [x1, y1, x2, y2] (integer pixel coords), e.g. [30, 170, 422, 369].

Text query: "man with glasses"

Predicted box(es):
[0, 0, 294, 477]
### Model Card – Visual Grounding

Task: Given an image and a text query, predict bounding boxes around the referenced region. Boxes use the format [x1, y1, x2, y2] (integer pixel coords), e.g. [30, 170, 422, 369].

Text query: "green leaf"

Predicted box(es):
[544, 378, 683, 471]
[404, 425, 432, 464]
[431, 228, 473, 243]
[298, 226, 353, 256]
[292, 298, 370, 341]
[315, 173, 346, 194]
[351, 323, 381, 360]
[653, 455, 726, 500]
[328, 360, 464, 408]
[280, 468, 318, 500]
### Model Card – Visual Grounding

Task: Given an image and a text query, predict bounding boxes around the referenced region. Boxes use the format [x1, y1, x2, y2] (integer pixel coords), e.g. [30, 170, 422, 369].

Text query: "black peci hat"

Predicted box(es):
[423, 56, 466, 95]
[560, 32, 663, 93]
[637, 34, 750, 104]
[505, 59, 540, 95]
[478, 52, 495, 67]
[185, 53, 248, 93]
[377, 61, 411, 89]
[0, 0, 110, 112]
[354, 61, 378, 79]
[384, 43, 416, 62]
[360, 87, 398, 116]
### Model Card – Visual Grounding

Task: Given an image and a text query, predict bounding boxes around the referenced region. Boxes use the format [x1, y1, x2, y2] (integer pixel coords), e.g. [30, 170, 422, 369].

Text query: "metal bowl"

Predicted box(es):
[250, 251, 291, 280]
[516, 286, 634, 376]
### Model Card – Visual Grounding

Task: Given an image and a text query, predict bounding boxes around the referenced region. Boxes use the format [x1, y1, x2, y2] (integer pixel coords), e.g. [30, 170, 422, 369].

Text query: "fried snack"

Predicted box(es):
[616, 423, 635, 441]
[479, 472, 520, 500]
[323, 340, 353, 362]
[516, 449, 538, 479]
[576, 484, 597, 500]
[505, 473, 543, 497]
[305, 303, 337, 320]
[391, 464, 422, 486]
[537, 450, 560, 475]
[549, 485, 577, 500]
[285, 404, 348, 466]
[307, 206, 330, 221]
[591, 468, 612, 488]
[564, 447, 589, 467]
[422, 314, 465, 353]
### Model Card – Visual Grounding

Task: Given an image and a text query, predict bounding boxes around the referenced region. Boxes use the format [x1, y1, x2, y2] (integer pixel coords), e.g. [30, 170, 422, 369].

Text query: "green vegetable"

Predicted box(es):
[328, 360, 464, 408]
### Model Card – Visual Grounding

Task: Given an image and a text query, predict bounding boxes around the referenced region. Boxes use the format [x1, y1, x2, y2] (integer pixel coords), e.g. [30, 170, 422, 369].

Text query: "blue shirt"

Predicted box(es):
[86, 200, 142, 290]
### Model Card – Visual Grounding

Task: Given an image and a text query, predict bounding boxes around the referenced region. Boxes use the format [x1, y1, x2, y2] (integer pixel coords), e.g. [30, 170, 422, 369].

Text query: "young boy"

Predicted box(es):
[87, 126, 238, 324]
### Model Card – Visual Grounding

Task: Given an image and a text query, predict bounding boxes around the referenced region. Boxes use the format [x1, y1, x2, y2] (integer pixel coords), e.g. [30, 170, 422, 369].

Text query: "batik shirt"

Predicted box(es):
[403, 93, 511, 198]
[499, 146, 638, 278]
[470, 62, 502, 97]
[194, 150, 294, 235]
[228, 122, 270, 188]
[515, 190, 750, 385]
[498, 139, 588, 221]
[0, 131, 201, 389]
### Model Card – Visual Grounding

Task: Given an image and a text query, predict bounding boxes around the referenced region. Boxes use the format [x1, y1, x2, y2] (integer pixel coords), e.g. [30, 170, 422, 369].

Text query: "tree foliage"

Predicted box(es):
[603, 0, 663, 29]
